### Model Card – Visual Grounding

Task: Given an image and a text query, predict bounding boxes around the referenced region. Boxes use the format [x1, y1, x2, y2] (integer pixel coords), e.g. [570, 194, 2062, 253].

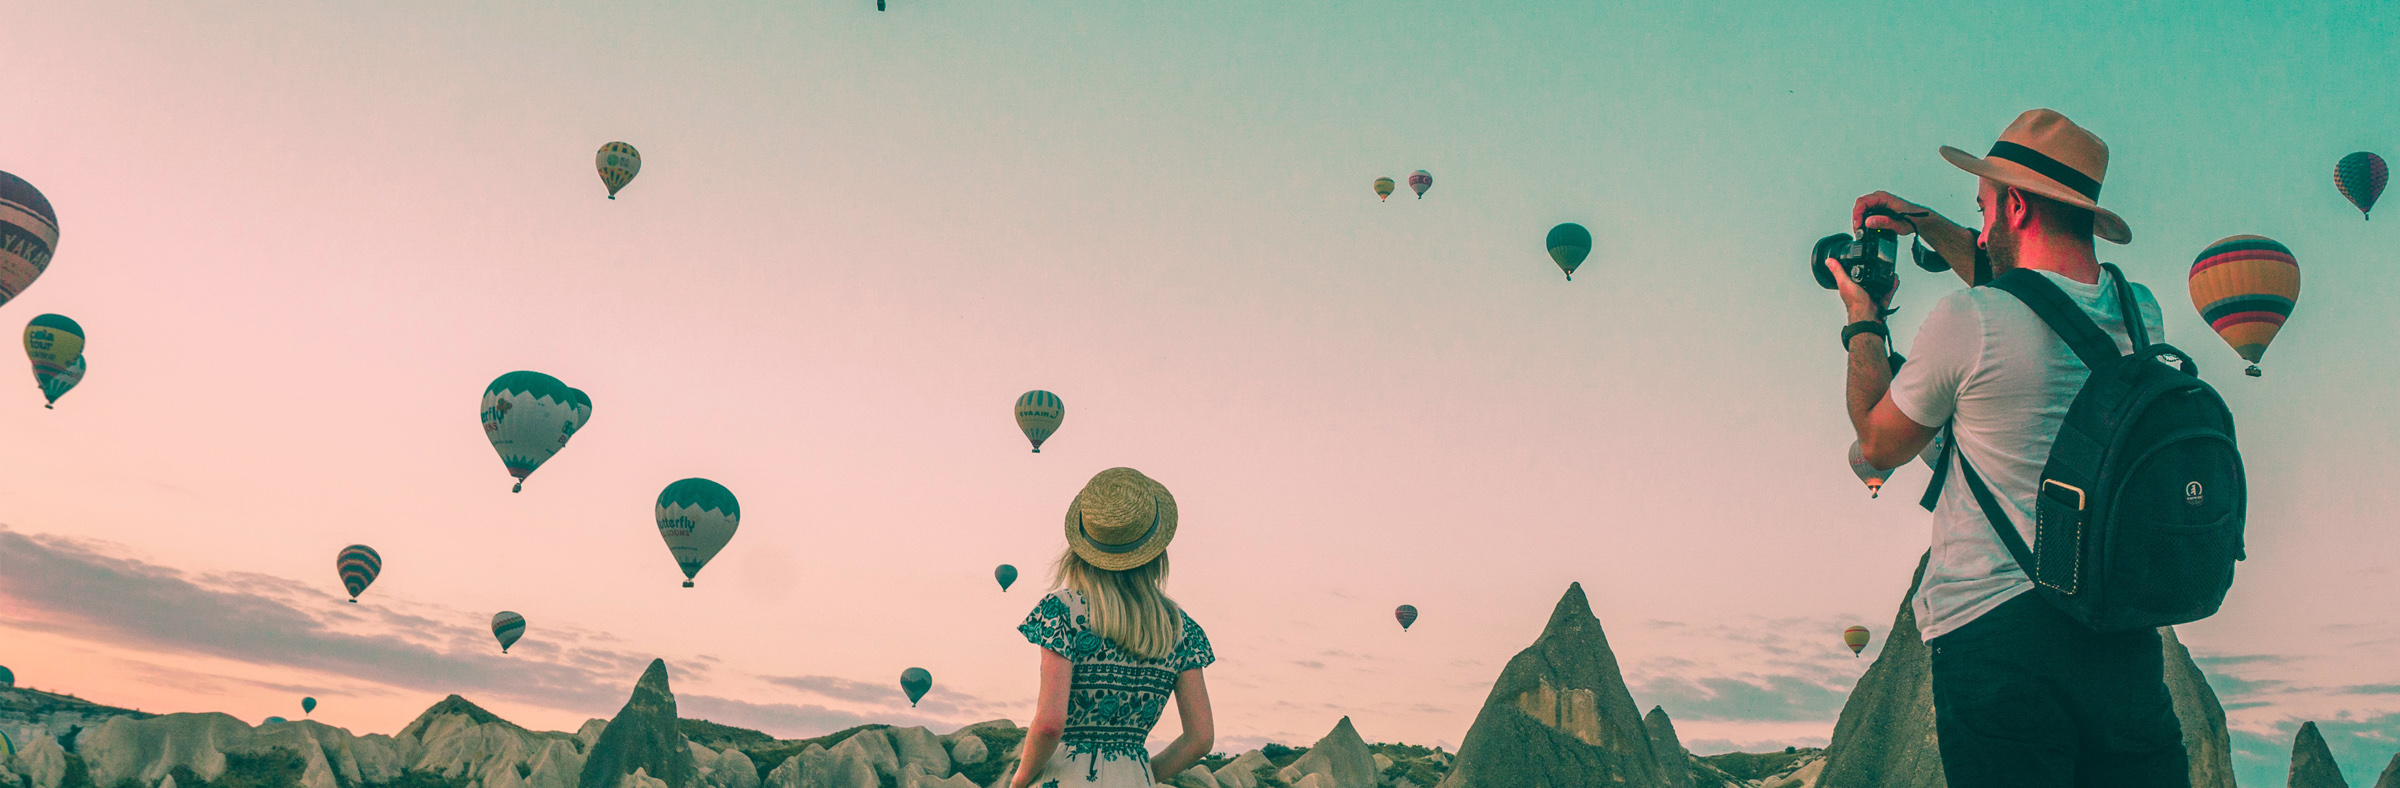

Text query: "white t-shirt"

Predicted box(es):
[1889, 269, 2165, 641]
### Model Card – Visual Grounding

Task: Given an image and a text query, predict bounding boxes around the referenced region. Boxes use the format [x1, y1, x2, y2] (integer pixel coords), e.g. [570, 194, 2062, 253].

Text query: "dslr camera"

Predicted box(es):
[1811, 207, 1949, 304]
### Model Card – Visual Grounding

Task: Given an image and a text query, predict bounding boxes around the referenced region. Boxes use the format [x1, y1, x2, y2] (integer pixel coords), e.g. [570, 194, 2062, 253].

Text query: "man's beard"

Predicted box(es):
[1975, 219, 2018, 285]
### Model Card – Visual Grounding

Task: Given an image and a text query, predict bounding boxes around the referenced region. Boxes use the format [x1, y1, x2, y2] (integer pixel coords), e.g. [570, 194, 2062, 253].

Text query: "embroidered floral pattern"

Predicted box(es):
[1018, 589, 1216, 763]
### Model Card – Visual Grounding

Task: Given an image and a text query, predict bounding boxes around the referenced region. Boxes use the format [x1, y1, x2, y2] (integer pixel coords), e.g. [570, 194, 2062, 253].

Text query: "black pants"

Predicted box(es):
[1928, 592, 2189, 788]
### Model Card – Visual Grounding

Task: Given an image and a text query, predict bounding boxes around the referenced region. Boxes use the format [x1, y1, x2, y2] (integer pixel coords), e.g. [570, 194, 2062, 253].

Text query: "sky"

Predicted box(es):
[2, 1, 2396, 785]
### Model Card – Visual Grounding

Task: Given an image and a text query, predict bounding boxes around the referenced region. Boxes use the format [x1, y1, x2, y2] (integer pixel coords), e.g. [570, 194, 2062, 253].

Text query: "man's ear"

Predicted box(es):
[2004, 186, 2035, 230]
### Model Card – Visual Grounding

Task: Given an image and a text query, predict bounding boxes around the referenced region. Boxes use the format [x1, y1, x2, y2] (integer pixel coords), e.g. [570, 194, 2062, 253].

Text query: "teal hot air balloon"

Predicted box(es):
[37, 355, 84, 408]
[300, 697, 316, 715]
[335, 545, 381, 603]
[482, 371, 589, 492]
[657, 478, 740, 587]
[899, 668, 932, 707]
[492, 611, 527, 653]
[1014, 390, 1064, 452]
[995, 564, 1018, 591]
[262, 717, 287, 726]
[1546, 223, 1592, 280]
[0, 171, 60, 310]
[0, 664, 13, 687]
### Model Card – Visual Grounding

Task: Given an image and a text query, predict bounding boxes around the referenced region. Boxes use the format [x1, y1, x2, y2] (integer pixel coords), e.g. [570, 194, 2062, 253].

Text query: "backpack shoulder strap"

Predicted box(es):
[1914, 422, 2039, 577]
[2101, 263, 2151, 350]
[1987, 268, 2121, 370]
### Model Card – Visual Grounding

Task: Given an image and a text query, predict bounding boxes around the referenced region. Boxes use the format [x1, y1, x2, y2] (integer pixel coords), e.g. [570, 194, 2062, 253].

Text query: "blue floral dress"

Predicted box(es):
[1017, 588, 1215, 786]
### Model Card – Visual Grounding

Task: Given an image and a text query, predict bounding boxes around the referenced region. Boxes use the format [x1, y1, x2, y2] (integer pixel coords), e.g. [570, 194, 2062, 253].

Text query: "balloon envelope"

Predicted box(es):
[36, 354, 83, 408]
[0, 728, 11, 763]
[335, 545, 381, 602]
[1394, 605, 1418, 631]
[492, 611, 527, 653]
[23, 313, 83, 376]
[2336, 152, 2387, 219]
[1848, 441, 1892, 498]
[657, 478, 740, 587]
[1373, 177, 1395, 201]
[899, 667, 932, 707]
[482, 371, 588, 492]
[1546, 223, 1592, 280]
[262, 717, 286, 725]
[301, 697, 316, 714]
[597, 142, 641, 199]
[2189, 235, 2299, 377]
[1843, 625, 1870, 655]
[0, 664, 12, 687]
[995, 564, 1017, 591]
[1407, 170, 1432, 198]
[1014, 390, 1064, 452]
[0, 171, 60, 310]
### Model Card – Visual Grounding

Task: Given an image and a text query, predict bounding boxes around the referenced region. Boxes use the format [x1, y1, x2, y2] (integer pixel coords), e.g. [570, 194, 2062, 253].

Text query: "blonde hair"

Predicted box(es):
[1053, 547, 1182, 661]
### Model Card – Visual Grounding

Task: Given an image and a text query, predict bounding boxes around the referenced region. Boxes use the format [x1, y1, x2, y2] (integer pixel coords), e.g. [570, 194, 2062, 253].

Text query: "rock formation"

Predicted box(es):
[1214, 749, 1273, 788]
[1437, 582, 1666, 788]
[1286, 717, 1376, 788]
[888, 727, 950, 779]
[579, 659, 697, 788]
[2289, 721, 2349, 788]
[2373, 753, 2400, 788]
[2161, 627, 2237, 788]
[1643, 706, 1694, 788]
[1820, 553, 2242, 788]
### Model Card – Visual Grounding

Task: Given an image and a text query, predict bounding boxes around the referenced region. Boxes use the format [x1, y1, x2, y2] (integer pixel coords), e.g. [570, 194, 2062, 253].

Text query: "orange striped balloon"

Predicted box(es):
[1842, 625, 1870, 656]
[2188, 235, 2298, 377]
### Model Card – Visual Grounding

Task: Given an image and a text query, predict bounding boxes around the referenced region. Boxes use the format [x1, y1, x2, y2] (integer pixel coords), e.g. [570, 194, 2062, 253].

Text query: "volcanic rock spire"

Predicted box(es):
[1437, 583, 1666, 788]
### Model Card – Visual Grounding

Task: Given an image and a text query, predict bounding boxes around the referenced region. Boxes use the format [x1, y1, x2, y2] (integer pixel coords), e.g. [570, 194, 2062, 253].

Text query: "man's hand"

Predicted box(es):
[1853, 191, 1934, 235]
[1826, 258, 1895, 324]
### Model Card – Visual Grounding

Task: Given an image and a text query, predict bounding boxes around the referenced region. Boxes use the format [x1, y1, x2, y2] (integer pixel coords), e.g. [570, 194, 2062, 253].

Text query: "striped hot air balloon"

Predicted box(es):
[492, 611, 527, 653]
[597, 142, 641, 199]
[2189, 235, 2300, 377]
[1843, 626, 1870, 656]
[1394, 605, 1418, 631]
[0, 171, 59, 309]
[1408, 170, 1432, 199]
[2336, 152, 2386, 220]
[1014, 390, 1064, 453]
[1373, 177, 1396, 201]
[482, 372, 589, 492]
[1, 728, 15, 763]
[38, 355, 85, 408]
[1546, 223, 1592, 280]
[336, 545, 381, 603]
[657, 478, 740, 587]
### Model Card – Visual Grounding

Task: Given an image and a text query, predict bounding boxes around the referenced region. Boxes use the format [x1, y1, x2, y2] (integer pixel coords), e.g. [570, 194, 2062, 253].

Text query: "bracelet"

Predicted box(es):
[1841, 320, 1888, 351]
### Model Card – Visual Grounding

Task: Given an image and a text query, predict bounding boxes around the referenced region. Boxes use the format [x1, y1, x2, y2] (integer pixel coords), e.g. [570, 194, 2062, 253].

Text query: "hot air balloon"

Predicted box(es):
[301, 697, 316, 715]
[37, 355, 83, 409]
[0, 664, 12, 687]
[657, 478, 740, 587]
[1546, 223, 1592, 280]
[0, 171, 59, 310]
[482, 371, 589, 492]
[1842, 626, 1870, 656]
[1394, 605, 1418, 631]
[262, 717, 287, 726]
[2336, 152, 2386, 220]
[492, 611, 527, 653]
[899, 668, 931, 707]
[336, 545, 381, 603]
[1373, 177, 1396, 202]
[597, 142, 641, 199]
[1918, 429, 1947, 470]
[1407, 170, 1432, 199]
[995, 564, 1018, 591]
[1, 728, 15, 763]
[1848, 441, 1894, 498]
[1014, 390, 1064, 453]
[24, 314, 82, 375]
[2189, 235, 2299, 377]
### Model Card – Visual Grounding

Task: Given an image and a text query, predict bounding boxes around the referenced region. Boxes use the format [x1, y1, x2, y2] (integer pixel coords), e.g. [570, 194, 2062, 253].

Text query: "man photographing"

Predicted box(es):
[1831, 109, 2194, 787]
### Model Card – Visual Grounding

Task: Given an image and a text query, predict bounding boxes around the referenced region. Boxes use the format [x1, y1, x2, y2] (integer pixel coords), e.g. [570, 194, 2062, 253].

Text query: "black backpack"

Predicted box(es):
[1920, 263, 2246, 631]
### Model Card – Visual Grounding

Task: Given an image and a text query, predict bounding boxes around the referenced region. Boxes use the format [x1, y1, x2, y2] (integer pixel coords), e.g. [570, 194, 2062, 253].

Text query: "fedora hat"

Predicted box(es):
[1063, 467, 1178, 571]
[1940, 108, 2131, 244]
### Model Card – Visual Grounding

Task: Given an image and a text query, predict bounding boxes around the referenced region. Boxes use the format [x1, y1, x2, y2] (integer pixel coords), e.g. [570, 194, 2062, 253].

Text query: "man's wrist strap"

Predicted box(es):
[1841, 320, 1888, 351]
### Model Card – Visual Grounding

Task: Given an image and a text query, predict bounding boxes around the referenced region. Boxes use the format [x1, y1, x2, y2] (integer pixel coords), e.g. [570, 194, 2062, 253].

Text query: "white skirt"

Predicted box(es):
[1023, 746, 1156, 788]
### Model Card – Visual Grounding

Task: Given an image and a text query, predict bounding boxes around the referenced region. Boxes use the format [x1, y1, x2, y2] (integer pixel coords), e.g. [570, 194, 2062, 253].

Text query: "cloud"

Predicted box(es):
[756, 673, 999, 719]
[762, 675, 905, 704]
[1632, 674, 1850, 723]
[0, 528, 653, 717]
[2341, 684, 2400, 696]
[678, 694, 960, 740]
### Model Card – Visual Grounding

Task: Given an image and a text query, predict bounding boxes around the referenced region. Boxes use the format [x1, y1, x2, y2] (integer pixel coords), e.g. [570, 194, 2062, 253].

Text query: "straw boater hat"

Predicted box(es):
[1064, 467, 1177, 571]
[1940, 108, 2131, 245]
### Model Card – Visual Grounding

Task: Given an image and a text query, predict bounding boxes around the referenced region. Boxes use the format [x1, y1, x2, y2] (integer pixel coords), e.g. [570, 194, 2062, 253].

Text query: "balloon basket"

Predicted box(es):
[348, 599, 357, 604]
[512, 481, 524, 493]
[683, 580, 694, 588]
[1031, 448, 1041, 454]
[2245, 365, 2262, 377]
[44, 404, 52, 409]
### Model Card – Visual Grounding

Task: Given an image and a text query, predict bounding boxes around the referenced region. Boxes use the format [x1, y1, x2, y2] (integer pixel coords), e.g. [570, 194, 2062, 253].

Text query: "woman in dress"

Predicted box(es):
[1009, 468, 1215, 788]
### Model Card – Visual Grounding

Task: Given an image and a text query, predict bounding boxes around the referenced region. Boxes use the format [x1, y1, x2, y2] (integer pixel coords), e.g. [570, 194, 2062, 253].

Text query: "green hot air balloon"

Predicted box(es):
[0, 664, 14, 687]
[899, 668, 932, 707]
[301, 697, 317, 715]
[37, 355, 84, 408]
[262, 717, 287, 726]
[482, 371, 590, 492]
[657, 478, 740, 587]
[1014, 391, 1064, 452]
[1546, 223, 1592, 281]
[995, 564, 1018, 591]
[336, 545, 381, 603]
[492, 611, 527, 653]
[1, 728, 15, 763]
